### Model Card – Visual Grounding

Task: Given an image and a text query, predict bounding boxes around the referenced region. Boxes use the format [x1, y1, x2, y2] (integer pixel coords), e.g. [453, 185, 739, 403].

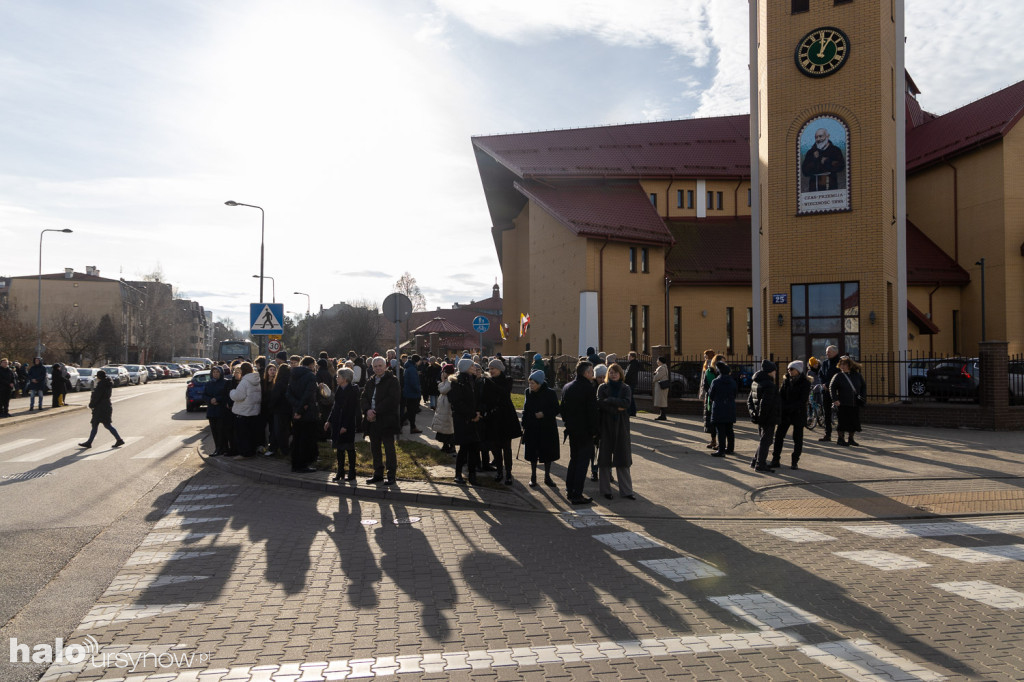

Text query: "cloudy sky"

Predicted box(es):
[2, 0, 1021, 332]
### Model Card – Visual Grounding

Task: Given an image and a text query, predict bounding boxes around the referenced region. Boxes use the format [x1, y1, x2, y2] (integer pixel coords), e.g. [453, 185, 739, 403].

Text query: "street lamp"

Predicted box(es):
[294, 291, 311, 356]
[37, 228, 73, 358]
[252, 274, 275, 303]
[225, 200, 265, 353]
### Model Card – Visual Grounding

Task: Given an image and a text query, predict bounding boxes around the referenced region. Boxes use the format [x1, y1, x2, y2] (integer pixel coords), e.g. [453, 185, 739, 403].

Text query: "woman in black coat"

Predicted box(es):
[448, 359, 484, 485]
[78, 370, 124, 449]
[0, 358, 14, 417]
[596, 363, 636, 500]
[830, 356, 866, 447]
[325, 367, 361, 482]
[268, 363, 292, 457]
[522, 369, 560, 488]
[482, 359, 523, 485]
[50, 363, 67, 407]
[203, 366, 231, 456]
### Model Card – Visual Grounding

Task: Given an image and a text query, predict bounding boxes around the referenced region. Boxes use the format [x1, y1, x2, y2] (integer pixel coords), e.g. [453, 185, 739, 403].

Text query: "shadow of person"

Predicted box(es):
[328, 497, 382, 610]
[374, 503, 455, 643]
[459, 510, 692, 643]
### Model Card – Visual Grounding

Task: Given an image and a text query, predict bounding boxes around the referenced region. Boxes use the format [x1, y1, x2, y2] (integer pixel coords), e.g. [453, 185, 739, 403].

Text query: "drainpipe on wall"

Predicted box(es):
[733, 179, 743, 218]
[665, 177, 676, 219]
[927, 282, 940, 357]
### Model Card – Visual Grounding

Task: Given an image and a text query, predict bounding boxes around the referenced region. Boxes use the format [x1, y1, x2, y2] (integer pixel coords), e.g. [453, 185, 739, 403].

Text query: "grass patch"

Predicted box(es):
[510, 392, 525, 410]
[314, 439, 505, 489]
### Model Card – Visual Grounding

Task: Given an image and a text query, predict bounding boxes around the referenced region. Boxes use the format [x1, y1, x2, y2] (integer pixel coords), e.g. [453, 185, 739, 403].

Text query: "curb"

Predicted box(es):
[201, 452, 538, 513]
[0, 403, 87, 429]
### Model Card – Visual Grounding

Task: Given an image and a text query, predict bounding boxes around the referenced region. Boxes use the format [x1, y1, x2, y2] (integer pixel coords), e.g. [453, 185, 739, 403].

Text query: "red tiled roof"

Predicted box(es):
[907, 300, 940, 334]
[665, 218, 751, 285]
[473, 115, 750, 180]
[515, 181, 674, 245]
[906, 221, 970, 285]
[411, 317, 471, 335]
[907, 79, 1024, 172]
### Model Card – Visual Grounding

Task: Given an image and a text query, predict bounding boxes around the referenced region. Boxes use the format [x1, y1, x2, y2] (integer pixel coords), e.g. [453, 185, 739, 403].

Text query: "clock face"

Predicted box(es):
[795, 27, 850, 77]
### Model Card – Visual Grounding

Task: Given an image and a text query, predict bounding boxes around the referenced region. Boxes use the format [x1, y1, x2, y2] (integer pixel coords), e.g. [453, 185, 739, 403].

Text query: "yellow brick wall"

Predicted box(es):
[8, 277, 124, 350]
[499, 203, 531, 356]
[586, 240, 667, 356]
[906, 285, 963, 356]
[669, 286, 754, 359]
[639, 180, 752, 219]
[1002, 125, 1024, 354]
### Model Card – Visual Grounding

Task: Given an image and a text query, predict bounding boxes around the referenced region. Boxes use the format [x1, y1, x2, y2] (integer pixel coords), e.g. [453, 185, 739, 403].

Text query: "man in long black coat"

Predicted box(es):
[560, 362, 599, 504]
[359, 356, 400, 484]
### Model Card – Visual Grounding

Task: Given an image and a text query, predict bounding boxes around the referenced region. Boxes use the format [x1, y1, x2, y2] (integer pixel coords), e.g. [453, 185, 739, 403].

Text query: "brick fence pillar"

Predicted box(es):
[979, 340, 1009, 428]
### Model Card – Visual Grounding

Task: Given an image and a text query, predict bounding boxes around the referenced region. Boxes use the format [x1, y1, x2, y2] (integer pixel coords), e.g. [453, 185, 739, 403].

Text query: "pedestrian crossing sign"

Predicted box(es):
[250, 302, 284, 335]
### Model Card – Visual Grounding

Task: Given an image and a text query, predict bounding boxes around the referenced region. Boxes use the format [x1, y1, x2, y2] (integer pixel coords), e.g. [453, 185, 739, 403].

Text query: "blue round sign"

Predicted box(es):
[472, 316, 490, 333]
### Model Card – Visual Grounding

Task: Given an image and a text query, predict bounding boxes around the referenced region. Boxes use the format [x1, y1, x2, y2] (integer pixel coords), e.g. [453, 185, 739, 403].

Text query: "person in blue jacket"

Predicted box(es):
[402, 354, 422, 434]
[26, 357, 46, 411]
[708, 362, 738, 457]
[203, 366, 231, 456]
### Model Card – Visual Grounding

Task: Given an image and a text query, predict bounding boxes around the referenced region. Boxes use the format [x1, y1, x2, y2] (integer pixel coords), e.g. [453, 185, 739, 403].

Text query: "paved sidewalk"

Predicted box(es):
[205, 412, 1024, 521]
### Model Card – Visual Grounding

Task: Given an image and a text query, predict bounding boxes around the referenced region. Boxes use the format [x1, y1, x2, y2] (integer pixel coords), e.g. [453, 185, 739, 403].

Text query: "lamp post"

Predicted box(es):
[294, 291, 311, 356]
[976, 257, 987, 342]
[225, 200, 265, 353]
[37, 228, 73, 358]
[252, 274, 275, 303]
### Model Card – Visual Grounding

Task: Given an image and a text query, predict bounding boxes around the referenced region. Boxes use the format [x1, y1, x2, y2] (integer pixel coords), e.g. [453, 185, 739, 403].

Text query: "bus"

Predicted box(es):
[217, 339, 257, 363]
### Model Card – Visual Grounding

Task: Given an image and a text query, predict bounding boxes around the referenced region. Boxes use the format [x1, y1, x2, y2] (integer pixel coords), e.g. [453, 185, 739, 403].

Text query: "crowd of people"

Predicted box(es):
[0, 357, 76, 416]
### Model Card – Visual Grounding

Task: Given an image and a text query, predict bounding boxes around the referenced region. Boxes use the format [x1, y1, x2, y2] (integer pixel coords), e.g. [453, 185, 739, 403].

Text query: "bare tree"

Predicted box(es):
[394, 272, 427, 312]
[50, 308, 98, 364]
[0, 307, 36, 360]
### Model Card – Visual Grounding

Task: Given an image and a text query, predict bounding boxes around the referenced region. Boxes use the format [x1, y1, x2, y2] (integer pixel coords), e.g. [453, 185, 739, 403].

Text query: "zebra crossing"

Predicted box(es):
[763, 520, 1024, 612]
[0, 434, 195, 465]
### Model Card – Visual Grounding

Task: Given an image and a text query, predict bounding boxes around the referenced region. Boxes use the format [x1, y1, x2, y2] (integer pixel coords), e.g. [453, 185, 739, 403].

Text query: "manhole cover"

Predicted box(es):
[394, 517, 421, 525]
[360, 519, 379, 526]
[1, 471, 55, 481]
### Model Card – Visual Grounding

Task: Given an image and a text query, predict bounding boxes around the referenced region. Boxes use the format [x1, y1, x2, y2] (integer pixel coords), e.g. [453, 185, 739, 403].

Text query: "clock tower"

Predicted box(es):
[750, 0, 907, 366]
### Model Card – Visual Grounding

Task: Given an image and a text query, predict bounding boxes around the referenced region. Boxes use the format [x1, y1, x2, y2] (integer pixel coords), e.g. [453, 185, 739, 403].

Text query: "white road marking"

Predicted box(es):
[933, 581, 1024, 609]
[639, 556, 725, 581]
[843, 519, 1024, 539]
[591, 531, 663, 551]
[763, 527, 838, 543]
[0, 438, 44, 456]
[130, 435, 190, 459]
[78, 437, 144, 460]
[708, 592, 821, 629]
[558, 510, 613, 528]
[833, 550, 930, 571]
[799, 639, 947, 681]
[7, 438, 89, 462]
[925, 544, 1024, 563]
[153, 516, 230, 529]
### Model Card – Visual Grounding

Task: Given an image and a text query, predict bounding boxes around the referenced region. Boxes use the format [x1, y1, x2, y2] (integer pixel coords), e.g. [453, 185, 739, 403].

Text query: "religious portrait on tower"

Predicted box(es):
[797, 115, 850, 214]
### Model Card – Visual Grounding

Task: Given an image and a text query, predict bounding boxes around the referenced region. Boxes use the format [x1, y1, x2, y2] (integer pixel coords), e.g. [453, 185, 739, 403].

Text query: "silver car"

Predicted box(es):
[77, 368, 97, 391]
[100, 365, 132, 387]
[122, 364, 149, 385]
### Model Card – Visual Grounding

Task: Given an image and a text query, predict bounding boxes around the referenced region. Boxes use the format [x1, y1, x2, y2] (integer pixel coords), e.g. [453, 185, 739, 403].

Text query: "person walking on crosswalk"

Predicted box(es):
[78, 370, 124, 449]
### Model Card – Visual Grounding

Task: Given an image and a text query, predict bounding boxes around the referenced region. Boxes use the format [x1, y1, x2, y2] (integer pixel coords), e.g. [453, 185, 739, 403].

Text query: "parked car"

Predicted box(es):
[185, 370, 212, 412]
[634, 361, 689, 398]
[45, 364, 80, 392]
[1009, 361, 1024, 405]
[907, 358, 946, 397]
[101, 365, 132, 387]
[926, 358, 980, 400]
[76, 368, 97, 391]
[121, 364, 149, 385]
[145, 365, 161, 381]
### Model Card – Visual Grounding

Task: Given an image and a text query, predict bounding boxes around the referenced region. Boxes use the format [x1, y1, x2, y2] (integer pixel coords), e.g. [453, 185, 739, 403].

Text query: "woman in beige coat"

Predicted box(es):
[431, 364, 456, 453]
[652, 356, 670, 421]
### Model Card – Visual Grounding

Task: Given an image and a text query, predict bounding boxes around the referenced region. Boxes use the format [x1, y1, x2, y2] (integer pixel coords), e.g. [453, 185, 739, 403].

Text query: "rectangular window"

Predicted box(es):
[629, 246, 637, 273]
[792, 0, 809, 12]
[716, 191, 724, 210]
[677, 189, 684, 208]
[790, 281, 860, 359]
[707, 191, 714, 210]
[641, 305, 650, 353]
[673, 306, 682, 354]
[747, 188, 751, 207]
[649, 193, 657, 208]
[687, 190, 694, 209]
[835, 0, 853, 4]
[641, 247, 649, 273]
[630, 305, 638, 352]
[726, 307, 734, 355]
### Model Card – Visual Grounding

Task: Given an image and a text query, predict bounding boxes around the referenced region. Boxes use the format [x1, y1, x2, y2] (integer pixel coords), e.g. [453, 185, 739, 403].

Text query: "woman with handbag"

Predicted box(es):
[596, 363, 636, 500]
[829, 356, 866, 447]
[698, 350, 718, 447]
[652, 356, 670, 421]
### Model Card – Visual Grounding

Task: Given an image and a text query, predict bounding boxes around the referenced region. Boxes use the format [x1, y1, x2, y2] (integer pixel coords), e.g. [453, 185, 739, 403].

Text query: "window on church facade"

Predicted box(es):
[630, 305, 638, 351]
[792, 0, 809, 13]
[641, 248, 649, 273]
[726, 307, 734, 355]
[790, 282, 860, 360]
[641, 305, 650, 353]
[673, 307, 682, 354]
[649, 193, 657, 208]
[629, 247, 637, 273]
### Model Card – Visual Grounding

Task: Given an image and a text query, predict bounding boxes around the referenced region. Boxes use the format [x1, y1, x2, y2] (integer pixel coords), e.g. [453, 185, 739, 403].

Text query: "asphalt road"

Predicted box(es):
[0, 379, 207, 682]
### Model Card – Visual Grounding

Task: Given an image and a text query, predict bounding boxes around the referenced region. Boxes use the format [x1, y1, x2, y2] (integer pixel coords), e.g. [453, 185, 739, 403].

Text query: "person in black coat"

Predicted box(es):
[0, 358, 15, 417]
[560, 362, 598, 505]
[359, 356, 401, 484]
[747, 360, 779, 472]
[596, 363, 636, 500]
[522, 369, 560, 488]
[50, 363, 68, 407]
[78, 370, 124, 448]
[830, 356, 867, 447]
[267, 363, 292, 457]
[325, 367, 361, 482]
[287, 356, 320, 473]
[203, 366, 231, 456]
[708, 362, 738, 456]
[773, 361, 812, 470]
[818, 346, 841, 442]
[448, 358, 485, 485]
[481, 359, 523, 485]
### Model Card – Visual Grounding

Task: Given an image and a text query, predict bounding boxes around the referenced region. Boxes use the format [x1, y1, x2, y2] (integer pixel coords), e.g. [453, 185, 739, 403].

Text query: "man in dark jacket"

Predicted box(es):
[818, 346, 840, 442]
[708, 362, 737, 456]
[560, 362, 599, 504]
[26, 357, 46, 411]
[287, 356, 320, 473]
[402, 354, 423, 433]
[747, 360, 779, 472]
[0, 358, 15, 417]
[448, 358, 484, 485]
[78, 370, 125, 449]
[360, 356, 401, 484]
[773, 360, 812, 470]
